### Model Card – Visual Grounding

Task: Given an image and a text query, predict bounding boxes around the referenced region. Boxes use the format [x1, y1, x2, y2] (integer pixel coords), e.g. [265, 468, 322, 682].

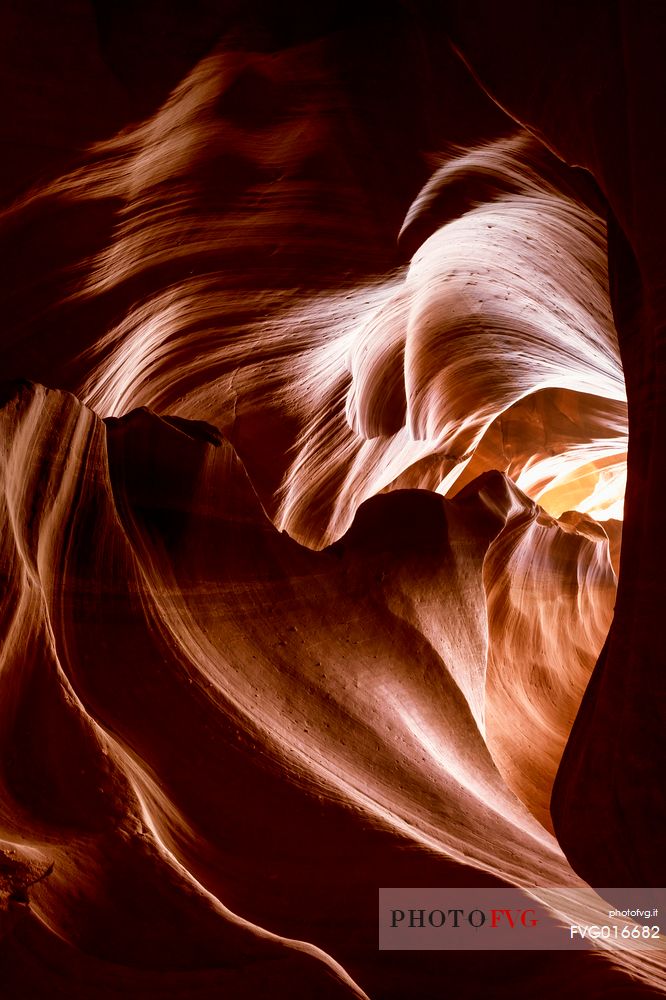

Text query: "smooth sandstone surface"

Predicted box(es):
[0, 4, 663, 998]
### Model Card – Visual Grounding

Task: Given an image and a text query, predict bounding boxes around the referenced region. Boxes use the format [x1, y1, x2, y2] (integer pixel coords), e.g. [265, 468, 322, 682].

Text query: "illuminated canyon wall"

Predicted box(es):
[0, 3, 663, 998]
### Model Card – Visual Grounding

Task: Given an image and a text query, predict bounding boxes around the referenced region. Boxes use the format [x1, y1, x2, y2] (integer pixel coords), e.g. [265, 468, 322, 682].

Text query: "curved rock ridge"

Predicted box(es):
[0, 381, 366, 999]
[1, 382, 661, 998]
[439, 0, 666, 899]
[1, 52, 627, 550]
[4, 17, 664, 998]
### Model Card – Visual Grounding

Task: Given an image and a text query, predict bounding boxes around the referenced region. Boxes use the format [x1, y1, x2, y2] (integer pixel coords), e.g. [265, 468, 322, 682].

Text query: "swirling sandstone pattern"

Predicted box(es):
[0, 4, 662, 998]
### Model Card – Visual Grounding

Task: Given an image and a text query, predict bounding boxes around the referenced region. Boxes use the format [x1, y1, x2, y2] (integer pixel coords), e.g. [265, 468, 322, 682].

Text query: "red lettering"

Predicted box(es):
[490, 908, 515, 928]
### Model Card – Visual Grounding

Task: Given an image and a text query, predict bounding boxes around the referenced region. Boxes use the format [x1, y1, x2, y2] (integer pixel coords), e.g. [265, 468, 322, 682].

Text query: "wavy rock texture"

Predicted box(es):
[440, 0, 666, 894]
[0, 4, 663, 999]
